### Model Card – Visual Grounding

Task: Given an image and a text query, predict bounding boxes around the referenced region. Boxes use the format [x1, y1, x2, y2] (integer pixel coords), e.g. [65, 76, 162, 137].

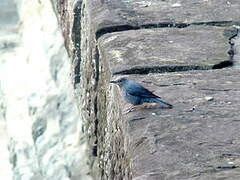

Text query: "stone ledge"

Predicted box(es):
[89, 0, 240, 37]
[98, 26, 233, 75]
[56, 0, 240, 179]
[109, 69, 240, 180]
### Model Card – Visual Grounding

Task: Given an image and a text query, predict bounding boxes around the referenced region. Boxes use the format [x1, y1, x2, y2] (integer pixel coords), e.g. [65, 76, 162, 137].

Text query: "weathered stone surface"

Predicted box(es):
[55, 0, 240, 180]
[89, 0, 240, 35]
[231, 30, 240, 69]
[2, 0, 239, 179]
[98, 26, 232, 74]
[0, 0, 92, 179]
[56, 0, 106, 179]
[110, 69, 240, 180]
[55, 0, 83, 86]
[68, 0, 240, 180]
[54, 0, 75, 56]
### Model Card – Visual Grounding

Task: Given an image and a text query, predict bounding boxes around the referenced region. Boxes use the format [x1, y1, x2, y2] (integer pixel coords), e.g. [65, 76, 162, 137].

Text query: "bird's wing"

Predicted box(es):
[125, 82, 161, 98]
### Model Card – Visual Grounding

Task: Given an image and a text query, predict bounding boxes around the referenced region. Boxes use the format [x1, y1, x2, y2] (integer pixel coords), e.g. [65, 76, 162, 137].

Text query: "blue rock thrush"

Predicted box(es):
[110, 77, 172, 112]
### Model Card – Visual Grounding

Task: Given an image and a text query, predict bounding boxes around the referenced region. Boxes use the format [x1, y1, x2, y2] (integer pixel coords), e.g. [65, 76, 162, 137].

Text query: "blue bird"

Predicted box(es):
[110, 78, 172, 112]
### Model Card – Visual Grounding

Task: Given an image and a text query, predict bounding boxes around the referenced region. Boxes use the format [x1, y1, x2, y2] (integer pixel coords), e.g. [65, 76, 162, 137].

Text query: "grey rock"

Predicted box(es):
[116, 69, 240, 180]
[88, 0, 240, 35]
[0, 0, 92, 180]
[56, 0, 240, 180]
[98, 26, 232, 74]
[231, 29, 240, 69]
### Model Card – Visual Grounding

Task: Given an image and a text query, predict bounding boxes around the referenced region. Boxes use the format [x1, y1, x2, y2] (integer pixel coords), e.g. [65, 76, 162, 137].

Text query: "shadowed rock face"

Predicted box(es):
[57, 0, 240, 180]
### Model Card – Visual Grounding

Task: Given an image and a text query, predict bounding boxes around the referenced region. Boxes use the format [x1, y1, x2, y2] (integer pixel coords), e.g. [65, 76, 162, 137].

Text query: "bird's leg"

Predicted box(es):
[124, 105, 136, 114]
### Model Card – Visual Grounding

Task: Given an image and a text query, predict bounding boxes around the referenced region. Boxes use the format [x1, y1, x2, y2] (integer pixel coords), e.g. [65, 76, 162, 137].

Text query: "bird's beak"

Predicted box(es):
[110, 80, 117, 84]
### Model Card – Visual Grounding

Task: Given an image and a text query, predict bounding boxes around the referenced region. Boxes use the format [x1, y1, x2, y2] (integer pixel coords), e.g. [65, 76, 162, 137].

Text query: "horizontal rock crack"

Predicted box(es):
[96, 21, 239, 39]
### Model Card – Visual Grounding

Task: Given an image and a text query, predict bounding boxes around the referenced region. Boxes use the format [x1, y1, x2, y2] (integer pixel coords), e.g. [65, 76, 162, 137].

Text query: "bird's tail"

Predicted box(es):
[146, 98, 173, 108]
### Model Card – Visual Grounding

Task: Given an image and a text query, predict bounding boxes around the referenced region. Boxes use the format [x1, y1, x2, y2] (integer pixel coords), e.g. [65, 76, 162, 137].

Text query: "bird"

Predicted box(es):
[110, 77, 172, 113]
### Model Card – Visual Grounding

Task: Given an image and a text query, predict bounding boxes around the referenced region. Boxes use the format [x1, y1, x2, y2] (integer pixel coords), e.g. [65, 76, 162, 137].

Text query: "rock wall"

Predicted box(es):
[2, 0, 240, 180]
[57, 0, 131, 178]
[57, 0, 240, 180]
[1, 0, 92, 179]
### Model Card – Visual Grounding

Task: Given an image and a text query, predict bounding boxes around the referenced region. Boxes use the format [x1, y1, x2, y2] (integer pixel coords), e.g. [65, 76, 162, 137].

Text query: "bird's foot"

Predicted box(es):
[123, 105, 136, 114]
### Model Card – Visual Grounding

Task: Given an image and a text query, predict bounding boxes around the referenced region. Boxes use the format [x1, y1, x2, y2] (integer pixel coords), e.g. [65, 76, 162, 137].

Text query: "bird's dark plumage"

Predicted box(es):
[110, 78, 172, 108]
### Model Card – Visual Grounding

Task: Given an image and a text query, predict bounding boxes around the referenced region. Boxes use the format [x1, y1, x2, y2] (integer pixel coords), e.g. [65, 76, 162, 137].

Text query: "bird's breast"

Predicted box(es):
[123, 91, 141, 105]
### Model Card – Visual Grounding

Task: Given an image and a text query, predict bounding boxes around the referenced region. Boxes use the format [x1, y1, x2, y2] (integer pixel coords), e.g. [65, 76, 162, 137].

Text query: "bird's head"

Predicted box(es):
[110, 77, 128, 87]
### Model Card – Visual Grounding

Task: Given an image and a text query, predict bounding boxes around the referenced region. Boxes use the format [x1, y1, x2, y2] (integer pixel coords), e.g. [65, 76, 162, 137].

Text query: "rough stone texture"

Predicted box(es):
[54, 0, 75, 56]
[56, 0, 240, 180]
[112, 69, 240, 180]
[1, 0, 92, 179]
[55, 0, 83, 86]
[231, 30, 240, 69]
[89, 0, 240, 36]
[57, 0, 131, 179]
[98, 26, 233, 74]
[2, 0, 240, 179]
